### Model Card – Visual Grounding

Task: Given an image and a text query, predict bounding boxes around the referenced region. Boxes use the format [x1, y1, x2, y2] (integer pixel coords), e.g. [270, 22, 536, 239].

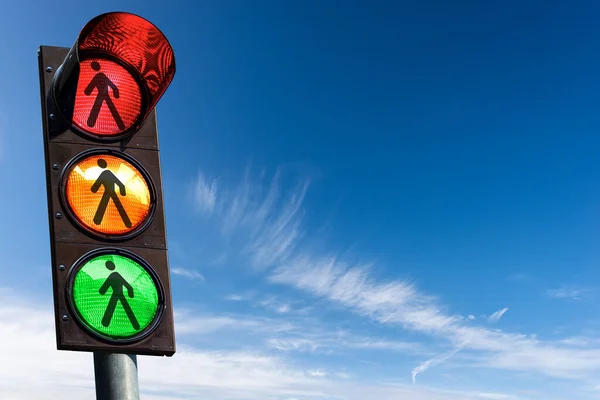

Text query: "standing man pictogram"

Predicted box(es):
[91, 158, 132, 228]
[84, 61, 126, 130]
[99, 260, 140, 330]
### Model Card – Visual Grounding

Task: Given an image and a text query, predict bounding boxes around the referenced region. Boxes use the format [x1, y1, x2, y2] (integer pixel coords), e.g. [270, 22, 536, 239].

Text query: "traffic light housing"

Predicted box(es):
[38, 12, 176, 356]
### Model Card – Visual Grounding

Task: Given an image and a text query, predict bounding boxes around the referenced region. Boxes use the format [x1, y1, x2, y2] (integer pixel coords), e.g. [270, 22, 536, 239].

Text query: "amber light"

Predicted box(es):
[72, 58, 142, 136]
[63, 153, 153, 236]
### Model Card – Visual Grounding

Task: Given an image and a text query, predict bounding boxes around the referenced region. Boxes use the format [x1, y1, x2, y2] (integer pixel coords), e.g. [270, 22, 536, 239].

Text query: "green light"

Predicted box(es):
[71, 253, 160, 340]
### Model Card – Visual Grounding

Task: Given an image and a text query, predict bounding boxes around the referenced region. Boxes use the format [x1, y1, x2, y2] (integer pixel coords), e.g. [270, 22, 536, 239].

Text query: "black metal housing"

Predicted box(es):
[38, 45, 175, 357]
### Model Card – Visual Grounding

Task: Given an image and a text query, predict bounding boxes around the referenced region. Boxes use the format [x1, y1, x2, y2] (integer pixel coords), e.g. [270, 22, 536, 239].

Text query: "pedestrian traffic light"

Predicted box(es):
[70, 249, 162, 342]
[38, 12, 176, 356]
[62, 150, 155, 238]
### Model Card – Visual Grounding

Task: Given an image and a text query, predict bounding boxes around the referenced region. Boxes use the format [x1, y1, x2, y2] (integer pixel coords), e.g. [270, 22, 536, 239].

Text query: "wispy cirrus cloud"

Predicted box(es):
[307, 369, 328, 377]
[0, 288, 521, 400]
[269, 255, 600, 380]
[190, 172, 217, 214]
[546, 285, 592, 300]
[171, 267, 205, 281]
[176, 304, 425, 356]
[267, 334, 423, 356]
[256, 295, 304, 314]
[269, 257, 459, 333]
[411, 341, 470, 384]
[487, 307, 509, 323]
[268, 337, 320, 352]
[189, 165, 600, 393]
[224, 291, 257, 302]
[224, 294, 247, 301]
[215, 167, 309, 269]
[174, 309, 294, 336]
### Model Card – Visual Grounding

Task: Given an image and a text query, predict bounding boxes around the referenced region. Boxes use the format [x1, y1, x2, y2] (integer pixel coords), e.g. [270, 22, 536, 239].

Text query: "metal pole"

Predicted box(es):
[94, 352, 140, 400]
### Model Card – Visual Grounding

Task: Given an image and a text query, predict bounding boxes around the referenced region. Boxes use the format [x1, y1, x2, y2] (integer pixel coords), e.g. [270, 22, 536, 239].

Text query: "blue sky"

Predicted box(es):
[2, 0, 600, 399]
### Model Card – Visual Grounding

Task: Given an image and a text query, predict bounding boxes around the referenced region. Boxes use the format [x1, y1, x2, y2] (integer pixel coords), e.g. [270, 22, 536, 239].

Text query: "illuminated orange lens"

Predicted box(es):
[64, 154, 152, 236]
[73, 58, 142, 136]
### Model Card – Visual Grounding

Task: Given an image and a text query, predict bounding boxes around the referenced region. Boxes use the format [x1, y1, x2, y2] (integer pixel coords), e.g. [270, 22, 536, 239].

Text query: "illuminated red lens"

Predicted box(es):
[73, 58, 142, 136]
[78, 12, 175, 99]
[52, 12, 175, 137]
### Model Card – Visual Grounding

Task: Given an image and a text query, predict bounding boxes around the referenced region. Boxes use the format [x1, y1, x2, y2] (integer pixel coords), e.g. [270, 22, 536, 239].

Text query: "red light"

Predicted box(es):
[78, 12, 175, 100]
[53, 12, 176, 138]
[73, 58, 142, 136]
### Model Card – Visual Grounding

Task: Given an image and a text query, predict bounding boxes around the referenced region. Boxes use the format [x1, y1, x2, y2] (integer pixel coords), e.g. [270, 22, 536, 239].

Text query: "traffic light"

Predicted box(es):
[38, 12, 176, 356]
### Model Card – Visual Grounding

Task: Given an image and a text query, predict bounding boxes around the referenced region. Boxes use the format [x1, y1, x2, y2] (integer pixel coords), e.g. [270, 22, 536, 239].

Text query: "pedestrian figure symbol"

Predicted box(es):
[99, 260, 140, 330]
[84, 61, 126, 130]
[91, 158, 132, 228]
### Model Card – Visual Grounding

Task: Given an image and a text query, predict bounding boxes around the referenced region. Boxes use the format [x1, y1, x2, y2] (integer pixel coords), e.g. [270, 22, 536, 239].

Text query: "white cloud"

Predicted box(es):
[270, 257, 459, 333]
[347, 338, 421, 352]
[174, 309, 294, 336]
[203, 171, 597, 382]
[256, 295, 296, 314]
[171, 267, 205, 281]
[268, 338, 319, 352]
[546, 285, 591, 300]
[270, 256, 600, 380]
[559, 337, 592, 347]
[175, 307, 422, 358]
[487, 308, 509, 323]
[0, 288, 516, 400]
[474, 393, 520, 400]
[277, 304, 291, 313]
[266, 332, 424, 356]
[188, 166, 600, 396]
[224, 291, 256, 302]
[175, 314, 256, 335]
[411, 341, 470, 384]
[216, 167, 309, 269]
[191, 172, 217, 214]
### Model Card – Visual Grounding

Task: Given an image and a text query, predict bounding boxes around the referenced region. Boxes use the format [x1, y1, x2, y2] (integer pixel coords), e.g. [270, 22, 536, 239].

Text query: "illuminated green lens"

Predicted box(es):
[71, 253, 160, 340]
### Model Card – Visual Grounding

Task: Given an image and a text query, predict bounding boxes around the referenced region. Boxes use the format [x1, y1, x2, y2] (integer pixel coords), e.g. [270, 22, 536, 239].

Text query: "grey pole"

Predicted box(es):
[94, 352, 140, 400]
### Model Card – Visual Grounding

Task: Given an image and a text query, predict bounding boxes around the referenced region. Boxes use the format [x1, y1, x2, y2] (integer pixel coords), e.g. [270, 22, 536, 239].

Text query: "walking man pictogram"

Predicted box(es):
[91, 158, 132, 228]
[84, 61, 126, 130]
[99, 260, 140, 330]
